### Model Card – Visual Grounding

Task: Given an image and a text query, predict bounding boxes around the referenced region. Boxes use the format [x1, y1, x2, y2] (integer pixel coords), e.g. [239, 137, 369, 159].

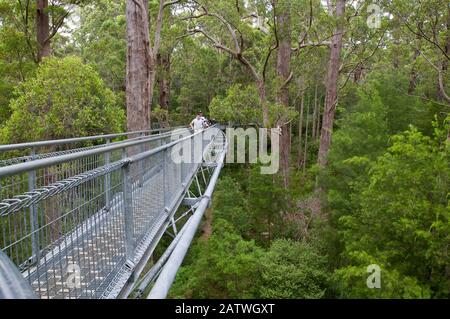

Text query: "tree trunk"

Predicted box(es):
[157, 52, 171, 110]
[36, 0, 51, 62]
[126, 0, 152, 132]
[297, 90, 305, 168]
[303, 99, 310, 173]
[316, 101, 322, 141]
[437, 9, 450, 102]
[257, 79, 269, 127]
[275, 0, 292, 187]
[318, 0, 345, 167]
[312, 83, 318, 140]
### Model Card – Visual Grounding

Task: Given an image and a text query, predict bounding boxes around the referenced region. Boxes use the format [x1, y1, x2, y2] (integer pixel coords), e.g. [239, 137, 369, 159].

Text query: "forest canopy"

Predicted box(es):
[0, 0, 449, 300]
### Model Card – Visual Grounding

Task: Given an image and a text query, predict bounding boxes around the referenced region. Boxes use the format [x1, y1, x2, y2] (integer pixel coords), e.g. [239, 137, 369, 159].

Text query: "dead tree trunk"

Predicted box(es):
[318, 0, 345, 167]
[36, 0, 51, 62]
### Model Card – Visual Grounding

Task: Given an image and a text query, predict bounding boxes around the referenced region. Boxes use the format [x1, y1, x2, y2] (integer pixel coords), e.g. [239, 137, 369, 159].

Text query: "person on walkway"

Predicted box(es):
[190, 112, 206, 133]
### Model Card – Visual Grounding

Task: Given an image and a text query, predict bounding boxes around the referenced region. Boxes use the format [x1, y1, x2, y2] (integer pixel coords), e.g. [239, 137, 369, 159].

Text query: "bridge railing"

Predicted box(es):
[0, 126, 226, 299]
[0, 127, 180, 167]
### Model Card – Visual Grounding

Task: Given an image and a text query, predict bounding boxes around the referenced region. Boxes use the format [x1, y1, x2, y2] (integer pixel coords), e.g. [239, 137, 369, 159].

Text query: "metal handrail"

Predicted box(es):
[0, 250, 37, 299]
[0, 127, 176, 152]
[0, 133, 163, 167]
[0, 125, 226, 299]
[0, 127, 209, 178]
[127, 126, 217, 164]
[147, 141, 227, 299]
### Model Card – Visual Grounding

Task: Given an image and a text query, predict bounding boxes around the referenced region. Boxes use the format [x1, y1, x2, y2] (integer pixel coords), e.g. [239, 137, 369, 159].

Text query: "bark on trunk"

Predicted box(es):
[297, 91, 305, 168]
[157, 52, 171, 110]
[126, 0, 152, 132]
[303, 99, 310, 173]
[36, 0, 51, 62]
[312, 83, 318, 140]
[316, 101, 322, 140]
[318, 0, 345, 167]
[275, 0, 292, 187]
[258, 79, 269, 127]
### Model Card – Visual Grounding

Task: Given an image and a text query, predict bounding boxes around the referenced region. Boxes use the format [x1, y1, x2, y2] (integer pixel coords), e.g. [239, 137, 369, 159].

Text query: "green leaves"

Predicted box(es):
[332, 127, 450, 298]
[209, 84, 261, 124]
[75, 0, 127, 92]
[260, 239, 328, 299]
[1, 56, 125, 143]
[169, 218, 264, 299]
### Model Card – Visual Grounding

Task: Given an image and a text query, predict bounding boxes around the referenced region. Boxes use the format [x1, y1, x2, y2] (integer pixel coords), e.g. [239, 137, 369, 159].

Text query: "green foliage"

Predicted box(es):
[332, 127, 450, 298]
[0, 0, 448, 301]
[266, 101, 298, 128]
[0, 26, 36, 124]
[211, 177, 252, 237]
[260, 239, 328, 299]
[324, 83, 390, 219]
[151, 106, 169, 128]
[365, 71, 441, 135]
[1, 56, 125, 142]
[209, 84, 262, 125]
[247, 164, 289, 245]
[75, 0, 127, 93]
[331, 252, 431, 299]
[169, 218, 264, 299]
[171, 40, 225, 119]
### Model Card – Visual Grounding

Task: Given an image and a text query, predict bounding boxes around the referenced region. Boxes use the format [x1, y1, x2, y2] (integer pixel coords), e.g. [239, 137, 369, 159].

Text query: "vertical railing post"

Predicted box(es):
[104, 138, 111, 211]
[28, 147, 39, 263]
[163, 148, 170, 209]
[139, 132, 144, 187]
[191, 135, 195, 175]
[122, 160, 135, 262]
[171, 217, 178, 236]
[180, 140, 185, 186]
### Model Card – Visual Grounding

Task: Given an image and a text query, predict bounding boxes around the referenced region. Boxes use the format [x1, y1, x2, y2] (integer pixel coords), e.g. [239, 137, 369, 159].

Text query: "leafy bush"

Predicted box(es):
[169, 219, 264, 299]
[209, 84, 261, 125]
[212, 177, 252, 237]
[332, 127, 450, 298]
[0, 27, 36, 124]
[260, 239, 328, 299]
[1, 56, 125, 143]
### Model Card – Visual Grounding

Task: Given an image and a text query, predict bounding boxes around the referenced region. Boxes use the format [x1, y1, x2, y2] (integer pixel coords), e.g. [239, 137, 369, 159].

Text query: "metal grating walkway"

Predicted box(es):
[0, 127, 227, 299]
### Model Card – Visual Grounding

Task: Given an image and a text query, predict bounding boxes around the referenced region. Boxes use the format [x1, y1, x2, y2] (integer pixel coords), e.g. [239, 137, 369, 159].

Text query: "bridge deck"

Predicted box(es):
[26, 167, 166, 299]
[0, 127, 226, 299]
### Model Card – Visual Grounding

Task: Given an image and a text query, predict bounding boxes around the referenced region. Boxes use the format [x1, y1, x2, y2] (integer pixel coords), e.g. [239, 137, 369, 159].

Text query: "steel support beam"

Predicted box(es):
[147, 146, 227, 299]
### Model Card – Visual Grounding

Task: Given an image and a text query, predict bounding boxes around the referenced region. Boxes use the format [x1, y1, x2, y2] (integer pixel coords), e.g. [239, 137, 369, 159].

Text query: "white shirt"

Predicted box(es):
[191, 117, 204, 131]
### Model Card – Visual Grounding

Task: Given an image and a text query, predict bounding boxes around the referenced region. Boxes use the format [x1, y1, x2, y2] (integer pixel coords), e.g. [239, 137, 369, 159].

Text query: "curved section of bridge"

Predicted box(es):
[0, 126, 227, 299]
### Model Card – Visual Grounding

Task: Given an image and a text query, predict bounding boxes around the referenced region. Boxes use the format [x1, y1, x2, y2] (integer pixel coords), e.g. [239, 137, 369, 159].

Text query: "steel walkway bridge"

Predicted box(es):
[0, 126, 227, 299]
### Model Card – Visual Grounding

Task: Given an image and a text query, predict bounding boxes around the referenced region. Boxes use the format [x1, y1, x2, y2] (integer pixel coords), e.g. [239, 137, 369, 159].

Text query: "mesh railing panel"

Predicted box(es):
[0, 127, 226, 299]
